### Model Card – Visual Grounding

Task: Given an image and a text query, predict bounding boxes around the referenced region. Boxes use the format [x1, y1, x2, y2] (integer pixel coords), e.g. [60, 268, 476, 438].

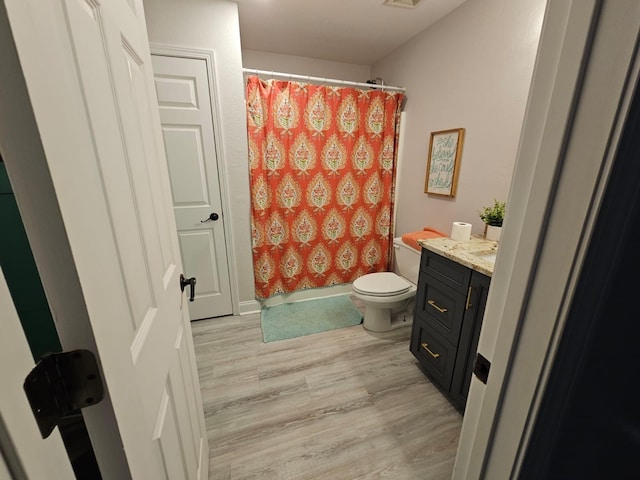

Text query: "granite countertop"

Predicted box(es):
[417, 235, 498, 277]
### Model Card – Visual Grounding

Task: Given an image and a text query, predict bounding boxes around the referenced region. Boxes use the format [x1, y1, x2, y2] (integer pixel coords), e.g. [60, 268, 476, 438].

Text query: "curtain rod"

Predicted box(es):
[242, 68, 406, 93]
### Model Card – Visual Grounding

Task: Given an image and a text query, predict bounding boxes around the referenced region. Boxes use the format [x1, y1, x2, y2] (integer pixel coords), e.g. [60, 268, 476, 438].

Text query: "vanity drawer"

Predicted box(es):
[415, 272, 467, 344]
[420, 249, 471, 292]
[410, 319, 456, 391]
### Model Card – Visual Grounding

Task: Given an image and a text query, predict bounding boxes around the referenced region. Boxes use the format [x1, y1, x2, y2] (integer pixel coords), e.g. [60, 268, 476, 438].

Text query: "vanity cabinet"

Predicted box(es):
[410, 248, 491, 411]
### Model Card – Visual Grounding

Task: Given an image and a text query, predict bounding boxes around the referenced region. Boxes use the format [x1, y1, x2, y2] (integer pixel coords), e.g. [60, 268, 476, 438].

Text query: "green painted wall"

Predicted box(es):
[0, 161, 61, 361]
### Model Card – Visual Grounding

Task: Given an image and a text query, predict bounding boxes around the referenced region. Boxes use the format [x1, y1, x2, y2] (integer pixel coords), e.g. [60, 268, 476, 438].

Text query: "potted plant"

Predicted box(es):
[479, 199, 506, 241]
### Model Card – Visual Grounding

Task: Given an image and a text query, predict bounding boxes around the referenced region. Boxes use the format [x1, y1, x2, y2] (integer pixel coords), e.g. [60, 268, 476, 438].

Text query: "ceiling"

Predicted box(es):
[235, 0, 468, 65]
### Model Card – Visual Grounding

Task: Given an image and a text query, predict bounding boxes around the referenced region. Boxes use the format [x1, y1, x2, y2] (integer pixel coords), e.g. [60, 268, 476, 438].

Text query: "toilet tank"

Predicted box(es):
[392, 237, 421, 285]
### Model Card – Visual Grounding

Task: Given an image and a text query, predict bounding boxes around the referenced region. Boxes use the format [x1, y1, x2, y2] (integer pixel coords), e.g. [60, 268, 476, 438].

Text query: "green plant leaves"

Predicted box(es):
[479, 199, 506, 226]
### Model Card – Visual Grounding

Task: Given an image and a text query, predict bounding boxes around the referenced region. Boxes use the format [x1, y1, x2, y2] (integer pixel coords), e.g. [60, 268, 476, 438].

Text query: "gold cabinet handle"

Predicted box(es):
[465, 286, 473, 310]
[421, 342, 440, 358]
[427, 299, 447, 313]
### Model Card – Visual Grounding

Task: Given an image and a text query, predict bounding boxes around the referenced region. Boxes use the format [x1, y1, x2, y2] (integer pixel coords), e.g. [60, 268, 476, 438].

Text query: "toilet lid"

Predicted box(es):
[352, 272, 412, 296]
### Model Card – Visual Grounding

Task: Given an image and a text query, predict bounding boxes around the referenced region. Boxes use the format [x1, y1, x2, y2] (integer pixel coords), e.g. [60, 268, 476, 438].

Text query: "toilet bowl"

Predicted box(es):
[352, 237, 420, 332]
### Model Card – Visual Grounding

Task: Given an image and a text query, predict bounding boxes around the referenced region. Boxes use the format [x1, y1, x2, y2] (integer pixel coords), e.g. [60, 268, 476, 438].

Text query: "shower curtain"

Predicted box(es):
[246, 75, 404, 299]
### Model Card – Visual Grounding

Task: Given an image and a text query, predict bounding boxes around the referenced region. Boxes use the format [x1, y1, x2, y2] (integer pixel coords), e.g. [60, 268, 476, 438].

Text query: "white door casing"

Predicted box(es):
[0, 267, 76, 480]
[1, 0, 208, 478]
[151, 53, 233, 320]
[454, 1, 640, 478]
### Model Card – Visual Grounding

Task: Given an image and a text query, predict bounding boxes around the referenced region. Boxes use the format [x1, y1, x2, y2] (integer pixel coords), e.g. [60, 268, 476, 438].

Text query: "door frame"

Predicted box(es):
[0, 266, 76, 480]
[151, 43, 240, 316]
[454, 0, 640, 478]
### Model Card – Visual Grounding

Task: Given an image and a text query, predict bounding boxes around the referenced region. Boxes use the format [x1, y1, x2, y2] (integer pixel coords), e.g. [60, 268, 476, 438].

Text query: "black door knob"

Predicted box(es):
[200, 212, 219, 223]
[179, 274, 197, 302]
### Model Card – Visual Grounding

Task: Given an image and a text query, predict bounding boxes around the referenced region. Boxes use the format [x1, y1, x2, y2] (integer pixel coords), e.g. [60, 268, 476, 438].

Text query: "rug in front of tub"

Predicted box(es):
[260, 295, 363, 342]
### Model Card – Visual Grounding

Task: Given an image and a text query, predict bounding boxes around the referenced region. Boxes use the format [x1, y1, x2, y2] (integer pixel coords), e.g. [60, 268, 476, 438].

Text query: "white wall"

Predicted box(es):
[242, 50, 371, 83]
[142, 0, 257, 312]
[373, 0, 547, 237]
[140, 0, 546, 311]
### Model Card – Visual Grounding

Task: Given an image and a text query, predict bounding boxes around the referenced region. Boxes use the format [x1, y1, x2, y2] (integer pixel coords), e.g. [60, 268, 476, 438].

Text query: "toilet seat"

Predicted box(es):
[352, 272, 412, 297]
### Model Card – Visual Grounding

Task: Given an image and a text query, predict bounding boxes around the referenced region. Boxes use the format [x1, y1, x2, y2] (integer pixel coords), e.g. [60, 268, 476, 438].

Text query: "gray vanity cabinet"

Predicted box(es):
[410, 248, 491, 411]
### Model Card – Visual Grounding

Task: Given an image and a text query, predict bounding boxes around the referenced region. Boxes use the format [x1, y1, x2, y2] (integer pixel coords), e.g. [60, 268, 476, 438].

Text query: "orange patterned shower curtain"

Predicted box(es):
[246, 76, 404, 299]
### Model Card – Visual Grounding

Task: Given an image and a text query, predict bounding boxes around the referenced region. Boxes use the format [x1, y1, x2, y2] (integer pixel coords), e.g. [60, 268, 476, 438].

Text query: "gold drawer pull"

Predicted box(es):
[427, 299, 447, 313]
[421, 342, 440, 358]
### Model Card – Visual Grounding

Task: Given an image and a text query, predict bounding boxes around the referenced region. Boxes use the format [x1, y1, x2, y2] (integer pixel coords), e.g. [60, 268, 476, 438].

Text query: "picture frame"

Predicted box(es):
[424, 128, 465, 197]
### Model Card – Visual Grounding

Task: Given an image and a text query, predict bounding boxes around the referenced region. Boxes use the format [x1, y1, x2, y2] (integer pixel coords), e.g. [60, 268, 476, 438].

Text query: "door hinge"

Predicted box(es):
[473, 352, 491, 384]
[23, 349, 105, 439]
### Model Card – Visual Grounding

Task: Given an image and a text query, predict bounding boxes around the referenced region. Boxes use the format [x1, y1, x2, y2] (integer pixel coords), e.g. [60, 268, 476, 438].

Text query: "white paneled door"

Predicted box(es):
[2, 0, 208, 478]
[151, 53, 233, 320]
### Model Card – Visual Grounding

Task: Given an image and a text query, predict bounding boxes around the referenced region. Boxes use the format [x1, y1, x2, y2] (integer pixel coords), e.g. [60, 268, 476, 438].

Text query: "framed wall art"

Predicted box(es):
[424, 128, 465, 197]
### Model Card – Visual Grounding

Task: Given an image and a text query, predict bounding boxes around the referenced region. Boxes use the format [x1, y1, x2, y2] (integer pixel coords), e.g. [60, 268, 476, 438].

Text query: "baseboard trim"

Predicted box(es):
[239, 299, 261, 315]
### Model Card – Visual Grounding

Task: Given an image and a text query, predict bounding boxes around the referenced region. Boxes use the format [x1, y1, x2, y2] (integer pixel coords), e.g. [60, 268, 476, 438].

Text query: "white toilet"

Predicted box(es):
[352, 237, 421, 332]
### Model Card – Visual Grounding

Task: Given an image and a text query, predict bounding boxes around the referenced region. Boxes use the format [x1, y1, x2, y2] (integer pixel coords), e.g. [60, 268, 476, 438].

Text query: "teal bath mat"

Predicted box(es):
[260, 295, 363, 342]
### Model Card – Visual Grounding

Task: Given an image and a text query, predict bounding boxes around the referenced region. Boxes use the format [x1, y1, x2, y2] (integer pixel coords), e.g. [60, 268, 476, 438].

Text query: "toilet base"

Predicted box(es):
[362, 300, 415, 333]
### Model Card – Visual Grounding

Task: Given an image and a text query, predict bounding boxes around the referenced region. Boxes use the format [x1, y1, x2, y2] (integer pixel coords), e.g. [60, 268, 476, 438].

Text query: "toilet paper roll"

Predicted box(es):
[450, 221, 472, 241]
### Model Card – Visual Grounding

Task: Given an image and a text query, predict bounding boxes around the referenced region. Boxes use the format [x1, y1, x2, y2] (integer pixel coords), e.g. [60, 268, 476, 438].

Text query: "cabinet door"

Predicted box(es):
[410, 317, 457, 391]
[416, 272, 467, 344]
[450, 271, 491, 410]
[421, 250, 472, 291]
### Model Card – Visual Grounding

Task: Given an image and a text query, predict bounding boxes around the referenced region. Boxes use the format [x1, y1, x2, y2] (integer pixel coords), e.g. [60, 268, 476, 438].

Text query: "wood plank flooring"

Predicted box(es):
[191, 296, 462, 480]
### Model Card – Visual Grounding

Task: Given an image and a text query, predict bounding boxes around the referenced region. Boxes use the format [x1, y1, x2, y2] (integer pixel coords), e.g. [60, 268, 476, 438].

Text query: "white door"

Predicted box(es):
[0, 266, 75, 480]
[151, 53, 233, 320]
[2, 0, 208, 478]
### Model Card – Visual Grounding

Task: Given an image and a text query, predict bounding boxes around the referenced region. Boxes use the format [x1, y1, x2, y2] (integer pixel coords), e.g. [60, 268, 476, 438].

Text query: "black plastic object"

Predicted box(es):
[473, 352, 491, 384]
